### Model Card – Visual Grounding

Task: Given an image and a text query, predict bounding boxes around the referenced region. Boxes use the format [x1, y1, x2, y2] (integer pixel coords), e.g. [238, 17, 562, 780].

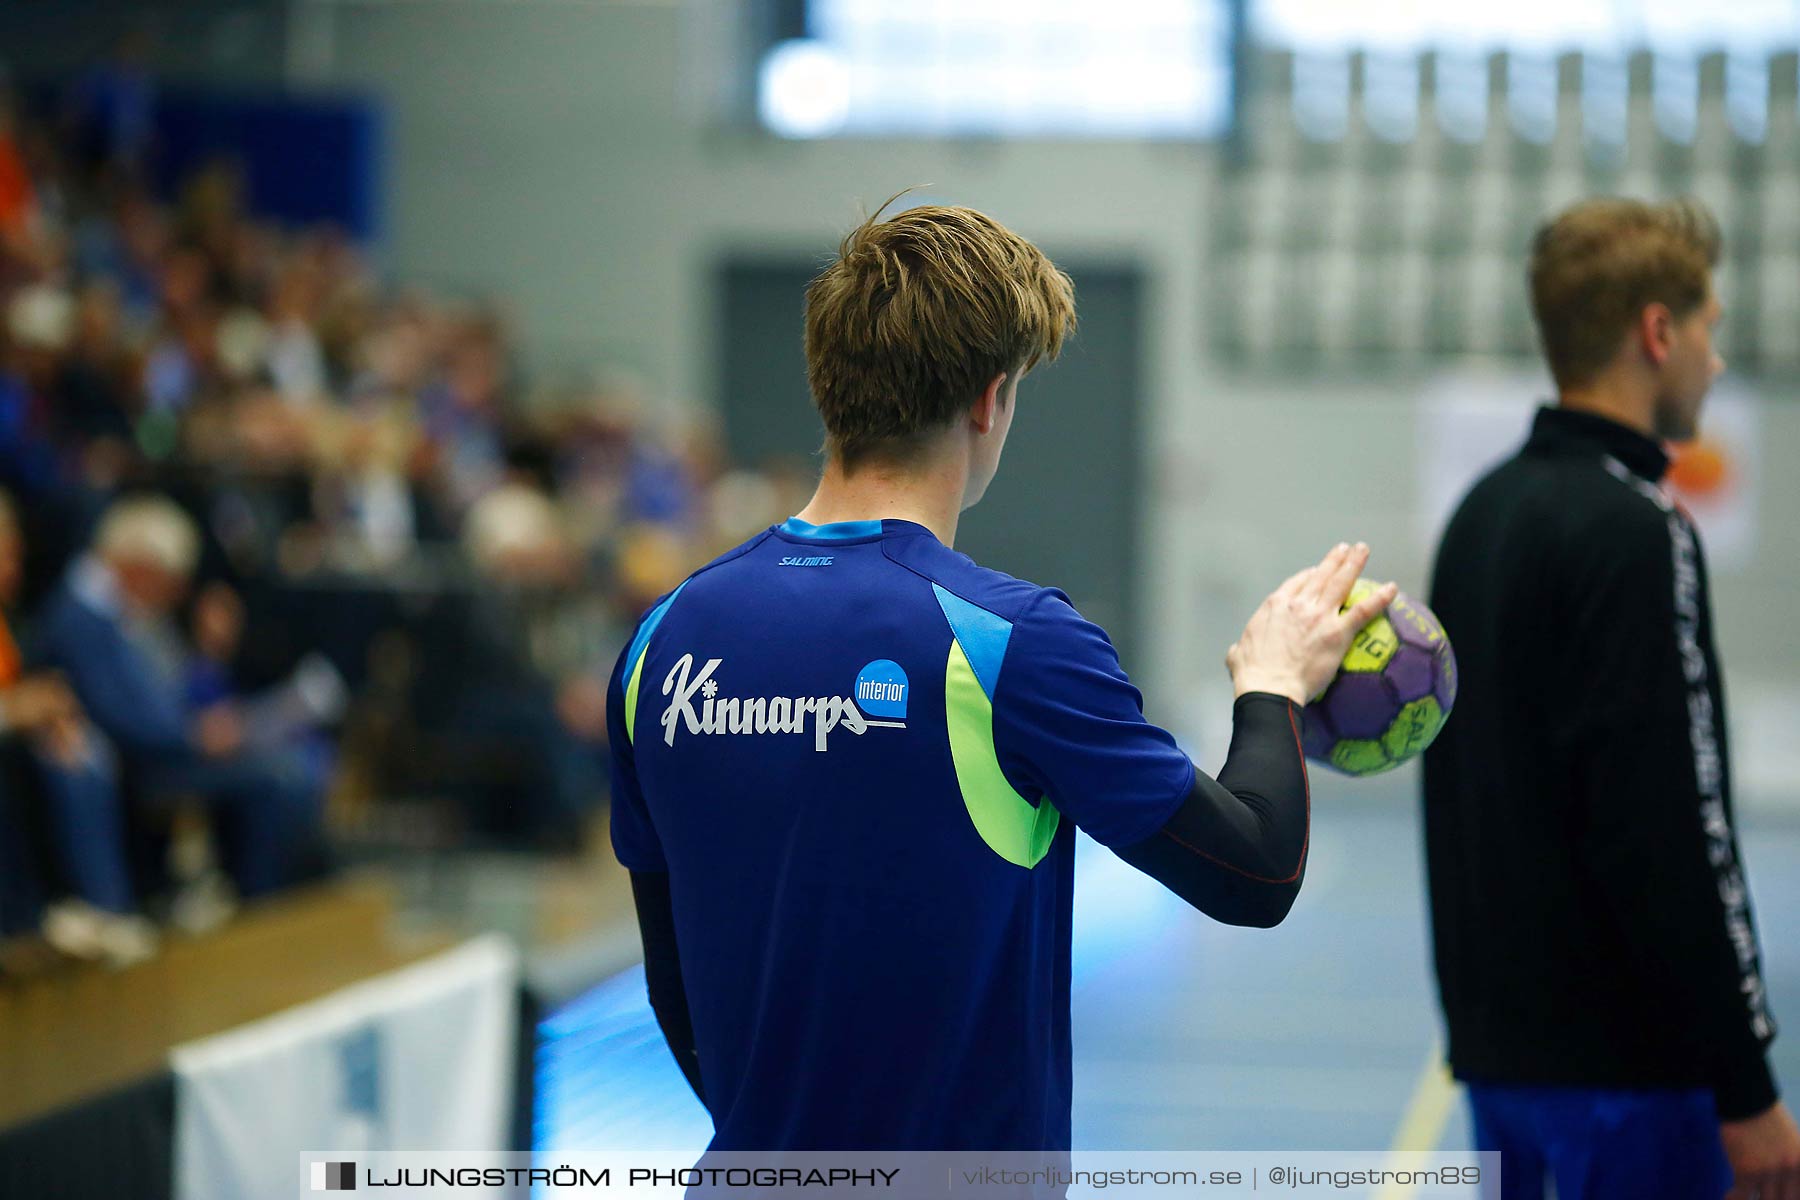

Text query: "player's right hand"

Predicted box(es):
[1723, 1101, 1800, 1200]
[1225, 542, 1397, 707]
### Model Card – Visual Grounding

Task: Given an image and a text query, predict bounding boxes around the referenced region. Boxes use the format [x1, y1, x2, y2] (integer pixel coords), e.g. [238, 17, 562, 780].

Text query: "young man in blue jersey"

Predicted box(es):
[608, 200, 1396, 1151]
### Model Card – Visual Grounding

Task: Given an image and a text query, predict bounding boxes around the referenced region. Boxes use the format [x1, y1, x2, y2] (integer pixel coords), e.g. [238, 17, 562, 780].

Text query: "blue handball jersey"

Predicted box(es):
[607, 517, 1196, 1151]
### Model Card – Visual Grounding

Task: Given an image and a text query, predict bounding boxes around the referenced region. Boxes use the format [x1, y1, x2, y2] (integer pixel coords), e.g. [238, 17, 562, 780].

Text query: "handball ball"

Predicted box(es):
[1301, 579, 1457, 777]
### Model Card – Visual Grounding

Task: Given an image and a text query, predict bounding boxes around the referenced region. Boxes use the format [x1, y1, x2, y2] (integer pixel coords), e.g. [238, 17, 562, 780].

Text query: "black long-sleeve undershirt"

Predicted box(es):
[1113, 692, 1310, 928]
[630, 871, 707, 1108]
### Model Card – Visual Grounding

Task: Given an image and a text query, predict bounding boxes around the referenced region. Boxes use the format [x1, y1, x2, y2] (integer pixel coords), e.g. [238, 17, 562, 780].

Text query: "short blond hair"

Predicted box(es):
[804, 197, 1076, 470]
[96, 495, 200, 576]
[1529, 197, 1721, 389]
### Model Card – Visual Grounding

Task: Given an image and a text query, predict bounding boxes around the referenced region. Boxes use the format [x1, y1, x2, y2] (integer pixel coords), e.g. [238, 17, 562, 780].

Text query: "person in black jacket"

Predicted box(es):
[1424, 197, 1797, 1200]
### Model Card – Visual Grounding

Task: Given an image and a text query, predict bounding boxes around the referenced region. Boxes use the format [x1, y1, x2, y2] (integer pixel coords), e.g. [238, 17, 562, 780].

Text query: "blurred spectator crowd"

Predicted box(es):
[0, 64, 809, 970]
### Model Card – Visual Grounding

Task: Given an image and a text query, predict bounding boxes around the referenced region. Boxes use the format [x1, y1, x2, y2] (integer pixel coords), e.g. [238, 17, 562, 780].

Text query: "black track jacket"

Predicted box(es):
[1423, 404, 1778, 1120]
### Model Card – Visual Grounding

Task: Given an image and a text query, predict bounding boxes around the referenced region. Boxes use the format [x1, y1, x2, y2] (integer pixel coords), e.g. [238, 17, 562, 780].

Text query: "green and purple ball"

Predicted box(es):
[1302, 579, 1457, 777]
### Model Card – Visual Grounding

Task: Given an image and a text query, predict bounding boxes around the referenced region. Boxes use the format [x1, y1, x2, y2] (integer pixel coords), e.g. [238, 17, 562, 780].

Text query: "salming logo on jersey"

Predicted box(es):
[658, 653, 907, 751]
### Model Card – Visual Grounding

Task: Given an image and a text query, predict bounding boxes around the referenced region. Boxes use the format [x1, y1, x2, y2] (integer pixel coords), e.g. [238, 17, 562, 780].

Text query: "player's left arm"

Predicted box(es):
[607, 629, 707, 1107]
[1566, 506, 1778, 1121]
[629, 870, 707, 1108]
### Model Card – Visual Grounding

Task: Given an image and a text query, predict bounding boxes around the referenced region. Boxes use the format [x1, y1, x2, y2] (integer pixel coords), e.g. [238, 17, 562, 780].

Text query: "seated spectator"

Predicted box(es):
[36, 494, 326, 905]
[0, 489, 156, 965]
[0, 79, 779, 891]
[435, 480, 608, 848]
[186, 579, 345, 797]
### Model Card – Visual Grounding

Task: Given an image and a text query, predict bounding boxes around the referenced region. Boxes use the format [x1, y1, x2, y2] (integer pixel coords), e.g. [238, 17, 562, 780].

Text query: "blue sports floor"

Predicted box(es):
[536, 793, 1800, 1155]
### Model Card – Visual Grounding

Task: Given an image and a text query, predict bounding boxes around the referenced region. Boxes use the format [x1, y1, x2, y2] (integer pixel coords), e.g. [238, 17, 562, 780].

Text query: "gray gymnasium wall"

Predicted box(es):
[282, 1, 1800, 806]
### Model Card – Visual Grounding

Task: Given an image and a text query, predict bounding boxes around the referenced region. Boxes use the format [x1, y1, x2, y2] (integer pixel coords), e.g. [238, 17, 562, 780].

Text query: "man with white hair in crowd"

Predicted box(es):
[0, 490, 158, 965]
[35, 494, 324, 912]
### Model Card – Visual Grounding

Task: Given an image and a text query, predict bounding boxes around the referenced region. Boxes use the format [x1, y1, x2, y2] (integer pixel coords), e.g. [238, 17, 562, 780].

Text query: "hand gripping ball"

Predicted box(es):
[1301, 580, 1457, 777]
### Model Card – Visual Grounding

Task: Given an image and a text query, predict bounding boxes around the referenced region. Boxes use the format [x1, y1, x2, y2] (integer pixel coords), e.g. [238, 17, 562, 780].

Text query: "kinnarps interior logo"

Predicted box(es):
[854, 660, 908, 727]
[311, 1161, 356, 1190]
[657, 655, 908, 750]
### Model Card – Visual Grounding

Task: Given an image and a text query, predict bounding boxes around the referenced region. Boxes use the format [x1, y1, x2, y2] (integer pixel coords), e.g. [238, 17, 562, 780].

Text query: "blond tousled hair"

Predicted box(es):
[803, 196, 1076, 470]
[1528, 196, 1722, 389]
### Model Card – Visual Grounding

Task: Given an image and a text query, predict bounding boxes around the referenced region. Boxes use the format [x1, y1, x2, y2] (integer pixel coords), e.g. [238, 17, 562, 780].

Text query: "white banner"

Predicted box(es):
[175, 935, 520, 1200]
